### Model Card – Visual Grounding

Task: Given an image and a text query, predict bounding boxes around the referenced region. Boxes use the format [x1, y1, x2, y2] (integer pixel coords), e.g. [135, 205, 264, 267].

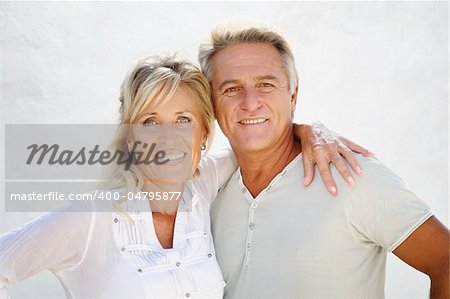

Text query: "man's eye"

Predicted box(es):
[176, 116, 191, 123]
[257, 82, 275, 91]
[223, 86, 241, 96]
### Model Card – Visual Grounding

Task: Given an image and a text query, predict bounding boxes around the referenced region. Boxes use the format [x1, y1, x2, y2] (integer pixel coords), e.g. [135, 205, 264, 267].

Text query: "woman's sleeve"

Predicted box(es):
[197, 149, 238, 205]
[0, 204, 94, 296]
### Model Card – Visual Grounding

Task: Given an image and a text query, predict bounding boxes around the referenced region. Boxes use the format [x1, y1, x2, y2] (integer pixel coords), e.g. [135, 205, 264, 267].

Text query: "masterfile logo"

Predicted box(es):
[4, 124, 193, 212]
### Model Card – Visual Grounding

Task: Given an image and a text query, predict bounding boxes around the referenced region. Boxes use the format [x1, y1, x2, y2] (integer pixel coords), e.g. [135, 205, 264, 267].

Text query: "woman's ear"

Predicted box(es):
[201, 130, 208, 151]
[125, 137, 134, 152]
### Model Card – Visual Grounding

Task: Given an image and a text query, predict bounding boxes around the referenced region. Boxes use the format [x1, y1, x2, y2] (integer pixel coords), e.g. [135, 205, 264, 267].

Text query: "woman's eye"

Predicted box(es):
[176, 116, 191, 123]
[143, 118, 158, 126]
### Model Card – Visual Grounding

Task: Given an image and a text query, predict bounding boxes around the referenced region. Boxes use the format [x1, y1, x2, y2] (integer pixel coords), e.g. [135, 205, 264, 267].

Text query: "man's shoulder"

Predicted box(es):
[350, 155, 407, 192]
[339, 154, 429, 215]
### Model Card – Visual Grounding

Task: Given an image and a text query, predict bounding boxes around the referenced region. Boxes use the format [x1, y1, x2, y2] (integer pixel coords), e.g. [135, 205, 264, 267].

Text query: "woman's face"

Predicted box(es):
[131, 85, 206, 183]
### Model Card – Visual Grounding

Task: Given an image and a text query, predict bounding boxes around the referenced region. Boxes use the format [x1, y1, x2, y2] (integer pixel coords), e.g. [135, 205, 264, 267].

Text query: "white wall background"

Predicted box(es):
[0, 1, 447, 298]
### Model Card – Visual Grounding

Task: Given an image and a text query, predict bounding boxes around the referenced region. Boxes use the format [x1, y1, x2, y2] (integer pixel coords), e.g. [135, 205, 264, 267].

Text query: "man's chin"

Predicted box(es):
[232, 140, 272, 154]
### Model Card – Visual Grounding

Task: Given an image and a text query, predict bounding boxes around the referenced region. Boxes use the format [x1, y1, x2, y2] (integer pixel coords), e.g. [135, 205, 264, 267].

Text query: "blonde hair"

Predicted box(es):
[198, 25, 299, 93]
[101, 55, 214, 212]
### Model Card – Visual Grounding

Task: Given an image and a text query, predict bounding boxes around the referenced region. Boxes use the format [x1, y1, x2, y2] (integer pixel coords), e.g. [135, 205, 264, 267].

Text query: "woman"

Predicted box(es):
[0, 56, 370, 298]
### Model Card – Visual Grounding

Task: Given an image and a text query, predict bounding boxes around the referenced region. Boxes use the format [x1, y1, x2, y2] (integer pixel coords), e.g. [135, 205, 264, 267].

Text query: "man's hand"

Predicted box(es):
[293, 122, 373, 196]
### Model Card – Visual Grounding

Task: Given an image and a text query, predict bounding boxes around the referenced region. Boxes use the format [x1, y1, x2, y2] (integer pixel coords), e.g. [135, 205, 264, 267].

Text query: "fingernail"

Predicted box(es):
[356, 166, 363, 175]
[347, 176, 355, 186]
[368, 151, 375, 157]
[330, 186, 337, 196]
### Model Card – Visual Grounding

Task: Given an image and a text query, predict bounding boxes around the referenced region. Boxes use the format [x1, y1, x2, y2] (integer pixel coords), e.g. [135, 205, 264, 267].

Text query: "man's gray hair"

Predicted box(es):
[198, 25, 299, 93]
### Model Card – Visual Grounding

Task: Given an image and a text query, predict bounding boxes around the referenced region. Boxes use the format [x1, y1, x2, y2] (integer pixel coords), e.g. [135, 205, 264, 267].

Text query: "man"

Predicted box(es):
[198, 26, 449, 298]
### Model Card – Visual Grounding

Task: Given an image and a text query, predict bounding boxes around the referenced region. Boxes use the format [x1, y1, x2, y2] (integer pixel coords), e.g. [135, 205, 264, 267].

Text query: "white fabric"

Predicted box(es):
[210, 154, 433, 299]
[0, 151, 237, 299]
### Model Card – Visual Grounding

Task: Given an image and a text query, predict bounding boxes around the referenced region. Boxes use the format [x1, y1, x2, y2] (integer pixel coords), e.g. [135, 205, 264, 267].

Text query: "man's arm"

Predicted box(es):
[393, 216, 449, 299]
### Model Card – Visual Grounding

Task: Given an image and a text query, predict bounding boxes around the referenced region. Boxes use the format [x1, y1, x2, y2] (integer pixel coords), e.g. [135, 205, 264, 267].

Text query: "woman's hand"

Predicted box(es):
[294, 122, 374, 196]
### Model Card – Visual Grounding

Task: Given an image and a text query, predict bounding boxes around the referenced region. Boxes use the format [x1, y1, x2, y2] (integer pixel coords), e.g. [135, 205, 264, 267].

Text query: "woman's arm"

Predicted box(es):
[208, 149, 238, 189]
[200, 122, 371, 200]
[0, 206, 93, 296]
[294, 122, 373, 196]
[197, 149, 237, 205]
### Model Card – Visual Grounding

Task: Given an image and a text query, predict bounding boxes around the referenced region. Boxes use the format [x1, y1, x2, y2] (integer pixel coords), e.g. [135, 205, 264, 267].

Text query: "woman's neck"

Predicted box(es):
[143, 180, 185, 216]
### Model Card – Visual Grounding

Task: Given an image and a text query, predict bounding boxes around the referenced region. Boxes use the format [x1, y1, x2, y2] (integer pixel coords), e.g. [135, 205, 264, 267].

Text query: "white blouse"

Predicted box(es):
[0, 151, 237, 299]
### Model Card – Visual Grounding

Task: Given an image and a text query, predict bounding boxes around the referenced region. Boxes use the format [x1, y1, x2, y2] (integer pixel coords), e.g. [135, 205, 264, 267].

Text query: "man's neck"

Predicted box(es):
[233, 131, 302, 198]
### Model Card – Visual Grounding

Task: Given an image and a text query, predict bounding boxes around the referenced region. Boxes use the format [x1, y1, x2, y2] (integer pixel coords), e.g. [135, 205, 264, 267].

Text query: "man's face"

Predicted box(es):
[210, 42, 297, 153]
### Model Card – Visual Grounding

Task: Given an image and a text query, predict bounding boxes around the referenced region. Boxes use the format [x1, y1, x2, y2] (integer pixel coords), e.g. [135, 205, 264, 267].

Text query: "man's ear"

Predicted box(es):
[291, 83, 299, 113]
[211, 89, 219, 112]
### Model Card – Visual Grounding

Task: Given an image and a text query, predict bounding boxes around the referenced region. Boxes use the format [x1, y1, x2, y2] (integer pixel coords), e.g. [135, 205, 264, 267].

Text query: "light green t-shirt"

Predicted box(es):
[211, 154, 432, 299]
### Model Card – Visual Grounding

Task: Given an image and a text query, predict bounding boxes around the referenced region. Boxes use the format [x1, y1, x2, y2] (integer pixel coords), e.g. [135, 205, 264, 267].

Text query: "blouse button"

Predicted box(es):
[207, 253, 213, 258]
[249, 223, 255, 230]
[251, 202, 258, 209]
[120, 247, 126, 252]
[185, 293, 190, 297]
[113, 218, 119, 223]
[137, 268, 142, 273]
[176, 262, 181, 267]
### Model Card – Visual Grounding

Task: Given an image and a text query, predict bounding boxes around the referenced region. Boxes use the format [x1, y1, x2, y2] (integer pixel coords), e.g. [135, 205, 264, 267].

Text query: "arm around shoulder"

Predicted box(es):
[196, 149, 238, 204]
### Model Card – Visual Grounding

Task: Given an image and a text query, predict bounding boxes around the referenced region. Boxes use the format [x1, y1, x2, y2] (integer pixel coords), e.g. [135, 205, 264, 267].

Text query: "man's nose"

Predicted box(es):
[240, 87, 262, 112]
